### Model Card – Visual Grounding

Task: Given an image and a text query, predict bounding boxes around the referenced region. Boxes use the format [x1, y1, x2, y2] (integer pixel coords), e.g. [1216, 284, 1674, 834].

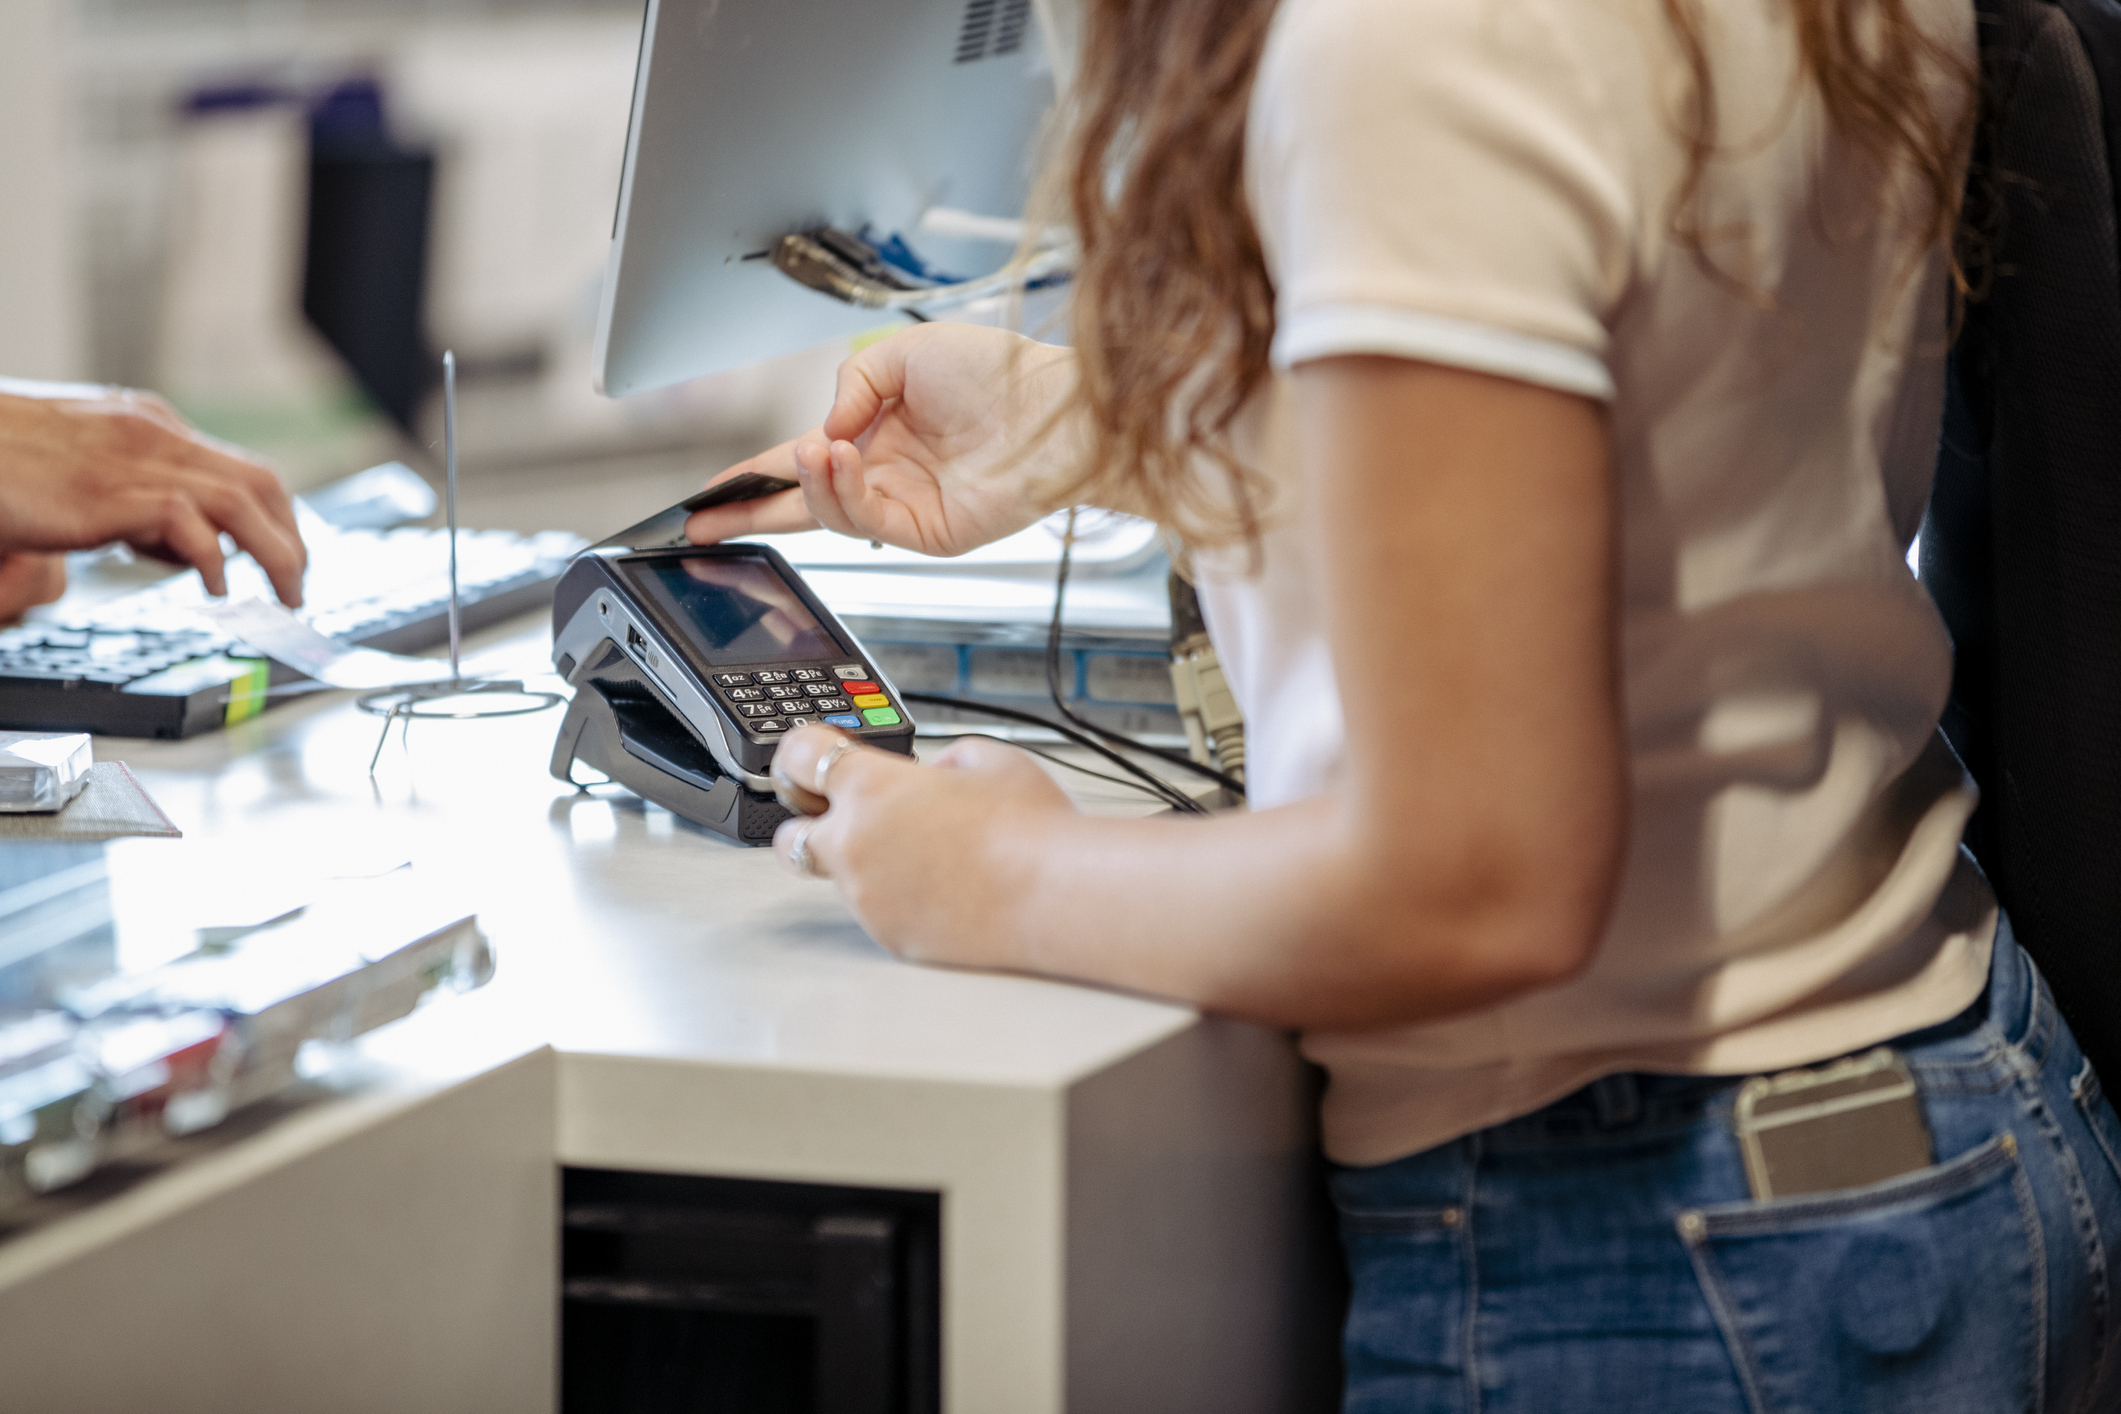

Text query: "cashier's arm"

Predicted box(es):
[772, 357, 1629, 1032]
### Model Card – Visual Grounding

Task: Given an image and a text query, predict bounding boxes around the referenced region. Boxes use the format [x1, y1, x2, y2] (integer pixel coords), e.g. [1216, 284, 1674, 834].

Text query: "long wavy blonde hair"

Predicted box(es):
[1040, 0, 1977, 547]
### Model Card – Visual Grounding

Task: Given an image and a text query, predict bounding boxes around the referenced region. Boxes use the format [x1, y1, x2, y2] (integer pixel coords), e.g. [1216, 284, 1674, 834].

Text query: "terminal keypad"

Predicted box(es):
[708, 661, 903, 737]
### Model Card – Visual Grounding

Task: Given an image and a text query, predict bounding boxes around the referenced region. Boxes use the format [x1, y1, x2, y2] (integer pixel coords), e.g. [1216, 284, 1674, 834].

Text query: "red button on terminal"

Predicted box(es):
[841, 680, 880, 695]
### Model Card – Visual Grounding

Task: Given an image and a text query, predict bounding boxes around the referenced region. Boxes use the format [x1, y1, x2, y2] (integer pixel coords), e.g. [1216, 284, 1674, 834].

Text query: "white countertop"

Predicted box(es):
[1, 610, 1330, 1414]
[95, 616, 1201, 1093]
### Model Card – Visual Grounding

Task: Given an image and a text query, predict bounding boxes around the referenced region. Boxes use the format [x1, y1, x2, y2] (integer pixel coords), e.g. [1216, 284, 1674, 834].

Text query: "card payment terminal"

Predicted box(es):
[548, 532, 916, 845]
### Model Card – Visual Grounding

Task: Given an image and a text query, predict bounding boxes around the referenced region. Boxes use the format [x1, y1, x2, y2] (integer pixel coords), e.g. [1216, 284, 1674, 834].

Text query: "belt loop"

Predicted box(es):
[2004, 925, 2051, 1063]
[1591, 1073, 1642, 1129]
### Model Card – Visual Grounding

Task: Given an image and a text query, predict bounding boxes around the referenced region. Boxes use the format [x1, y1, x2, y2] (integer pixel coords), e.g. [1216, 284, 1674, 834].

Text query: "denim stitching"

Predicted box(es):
[1911, 1054, 2017, 1095]
[1911, 1016, 2018, 1094]
[1908, 1009, 2019, 1097]
[1675, 1215, 1772, 1414]
[1692, 1132, 2019, 1234]
[2075, 1065, 2121, 1190]
[1480, 1082, 1736, 1152]
[2008, 1147, 2052, 1414]
[2006, 1028, 2111, 1411]
[2011, 941, 2057, 1070]
[1680, 1135, 2045, 1414]
[1336, 1207, 1460, 1234]
[2069, 1061, 2121, 1412]
[1461, 1135, 1483, 1414]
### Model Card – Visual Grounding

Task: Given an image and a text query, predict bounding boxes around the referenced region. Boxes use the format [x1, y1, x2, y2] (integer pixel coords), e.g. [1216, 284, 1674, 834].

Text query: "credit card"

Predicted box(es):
[589, 473, 801, 553]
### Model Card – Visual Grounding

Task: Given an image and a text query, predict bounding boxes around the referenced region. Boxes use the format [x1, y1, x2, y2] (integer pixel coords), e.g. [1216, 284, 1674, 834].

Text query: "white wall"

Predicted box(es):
[0, 0, 88, 380]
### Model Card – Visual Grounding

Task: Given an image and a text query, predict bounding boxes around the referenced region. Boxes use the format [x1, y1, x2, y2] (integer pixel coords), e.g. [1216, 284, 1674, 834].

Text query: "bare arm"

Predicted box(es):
[770, 358, 1627, 1031]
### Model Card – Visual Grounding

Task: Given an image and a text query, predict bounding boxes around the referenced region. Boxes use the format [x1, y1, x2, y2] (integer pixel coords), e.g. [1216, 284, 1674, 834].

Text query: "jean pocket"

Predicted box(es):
[2075, 1063, 2121, 1192]
[1334, 1203, 1467, 1394]
[1678, 1134, 2040, 1414]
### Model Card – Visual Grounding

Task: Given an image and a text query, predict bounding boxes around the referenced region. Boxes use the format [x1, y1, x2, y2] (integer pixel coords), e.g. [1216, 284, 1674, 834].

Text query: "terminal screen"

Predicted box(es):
[628, 554, 839, 665]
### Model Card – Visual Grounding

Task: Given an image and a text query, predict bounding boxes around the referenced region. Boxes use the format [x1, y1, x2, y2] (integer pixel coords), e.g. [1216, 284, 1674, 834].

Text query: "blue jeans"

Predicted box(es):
[1331, 919, 2121, 1413]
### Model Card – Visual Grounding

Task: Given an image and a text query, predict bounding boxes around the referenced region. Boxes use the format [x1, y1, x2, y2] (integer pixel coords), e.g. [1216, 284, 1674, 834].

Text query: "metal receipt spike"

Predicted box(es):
[445, 349, 462, 683]
[357, 347, 562, 774]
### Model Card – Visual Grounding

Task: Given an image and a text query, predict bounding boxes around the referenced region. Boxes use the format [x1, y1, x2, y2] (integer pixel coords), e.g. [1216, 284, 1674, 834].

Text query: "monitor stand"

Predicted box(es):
[550, 640, 789, 847]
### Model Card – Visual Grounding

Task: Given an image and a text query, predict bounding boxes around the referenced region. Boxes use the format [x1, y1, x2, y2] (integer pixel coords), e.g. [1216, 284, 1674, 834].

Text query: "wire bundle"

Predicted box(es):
[908, 508, 1245, 816]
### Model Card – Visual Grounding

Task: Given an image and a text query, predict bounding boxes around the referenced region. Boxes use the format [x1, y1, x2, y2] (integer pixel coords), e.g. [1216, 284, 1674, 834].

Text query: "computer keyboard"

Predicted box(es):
[0, 520, 586, 739]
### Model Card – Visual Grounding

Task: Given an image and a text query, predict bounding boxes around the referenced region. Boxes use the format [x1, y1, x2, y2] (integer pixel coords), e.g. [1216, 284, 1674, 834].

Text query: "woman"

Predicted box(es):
[692, 0, 2121, 1406]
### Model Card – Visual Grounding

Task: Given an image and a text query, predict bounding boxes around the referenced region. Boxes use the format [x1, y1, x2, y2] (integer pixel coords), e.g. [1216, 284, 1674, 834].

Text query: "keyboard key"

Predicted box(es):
[738, 702, 778, 718]
[13, 514, 589, 737]
[822, 713, 862, 729]
[725, 686, 765, 701]
[0, 668, 95, 685]
[790, 668, 828, 682]
[777, 700, 814, 714]
[766, 684, 802, 700]
[839, 680, 880, 696]
[814, 697, 851, 713]
[850, 693, 888, 710]
[754, 671, 792, 684]
[801, 682, 835, 697]
[860, 706, 901, 727]
[832, 664, 866, 680]
[712, 673, 752, 686]
[751, 717, 789, 734]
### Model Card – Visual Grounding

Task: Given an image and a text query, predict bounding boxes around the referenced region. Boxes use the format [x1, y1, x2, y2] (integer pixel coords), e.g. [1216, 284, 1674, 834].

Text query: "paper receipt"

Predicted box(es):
[199, 598, 456, 690]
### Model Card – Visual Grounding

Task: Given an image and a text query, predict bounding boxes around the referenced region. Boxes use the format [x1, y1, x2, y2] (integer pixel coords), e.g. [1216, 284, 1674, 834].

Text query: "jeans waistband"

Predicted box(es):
[1478, 914, 2021, 1156]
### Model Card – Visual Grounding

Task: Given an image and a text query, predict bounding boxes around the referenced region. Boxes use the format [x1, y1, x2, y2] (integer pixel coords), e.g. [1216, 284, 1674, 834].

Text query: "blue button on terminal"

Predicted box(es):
[822, 713, 862, 730]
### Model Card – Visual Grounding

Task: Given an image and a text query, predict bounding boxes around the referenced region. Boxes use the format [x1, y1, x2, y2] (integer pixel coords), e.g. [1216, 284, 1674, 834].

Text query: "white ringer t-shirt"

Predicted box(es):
[1192, 0, 1995, 1165]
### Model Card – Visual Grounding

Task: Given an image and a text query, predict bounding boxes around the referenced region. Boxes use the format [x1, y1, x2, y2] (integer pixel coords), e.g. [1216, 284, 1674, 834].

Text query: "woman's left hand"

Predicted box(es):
[769, 726, 1077, 969]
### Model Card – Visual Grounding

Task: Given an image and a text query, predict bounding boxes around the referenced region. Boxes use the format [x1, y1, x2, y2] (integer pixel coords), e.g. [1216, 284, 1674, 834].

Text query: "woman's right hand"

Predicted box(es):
[686, 323, 1079, 557]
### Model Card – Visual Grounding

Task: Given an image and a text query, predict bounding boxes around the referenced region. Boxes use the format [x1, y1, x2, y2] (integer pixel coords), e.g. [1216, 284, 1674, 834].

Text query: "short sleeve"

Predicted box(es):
[1248, 0, 1637, 399]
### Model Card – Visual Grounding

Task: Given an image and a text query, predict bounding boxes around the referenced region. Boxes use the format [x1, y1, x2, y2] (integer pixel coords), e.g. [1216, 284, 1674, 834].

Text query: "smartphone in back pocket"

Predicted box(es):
[1734, 1048, 1934, 1200]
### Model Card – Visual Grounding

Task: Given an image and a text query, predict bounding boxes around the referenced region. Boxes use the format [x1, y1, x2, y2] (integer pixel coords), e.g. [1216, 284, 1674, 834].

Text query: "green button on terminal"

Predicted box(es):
[861, 706, 902, 727]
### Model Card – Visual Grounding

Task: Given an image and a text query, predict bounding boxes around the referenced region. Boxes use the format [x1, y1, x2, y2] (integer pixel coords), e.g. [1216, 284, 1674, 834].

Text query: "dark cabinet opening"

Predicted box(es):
[561, 1168, 941, 1414]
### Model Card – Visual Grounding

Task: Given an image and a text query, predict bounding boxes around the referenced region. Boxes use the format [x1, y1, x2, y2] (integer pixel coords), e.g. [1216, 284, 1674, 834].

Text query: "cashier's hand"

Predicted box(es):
[686, 323, 1077, 557]
[769, 725, 1074, 968]
[0, 378, 307, 607]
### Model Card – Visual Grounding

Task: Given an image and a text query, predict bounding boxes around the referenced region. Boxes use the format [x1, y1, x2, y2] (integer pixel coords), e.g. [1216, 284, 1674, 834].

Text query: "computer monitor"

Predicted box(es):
[592, 0, 1063, 397]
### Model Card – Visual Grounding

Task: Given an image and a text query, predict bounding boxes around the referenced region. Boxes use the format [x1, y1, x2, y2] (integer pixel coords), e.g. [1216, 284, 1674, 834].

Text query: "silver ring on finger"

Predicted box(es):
[787, 821, 824, 879]
[815, 736, 864, 795]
